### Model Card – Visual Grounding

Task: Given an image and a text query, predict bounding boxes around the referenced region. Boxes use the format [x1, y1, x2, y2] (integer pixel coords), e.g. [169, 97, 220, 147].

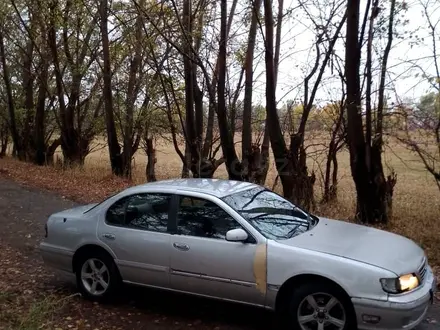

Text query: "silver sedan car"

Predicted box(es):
[40, 179, 436, 330]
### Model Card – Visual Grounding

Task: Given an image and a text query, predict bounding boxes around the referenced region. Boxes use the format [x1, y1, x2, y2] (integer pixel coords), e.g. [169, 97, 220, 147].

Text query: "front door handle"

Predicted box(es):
[173, 242, 190, 251]
[102, 233, 115, 240]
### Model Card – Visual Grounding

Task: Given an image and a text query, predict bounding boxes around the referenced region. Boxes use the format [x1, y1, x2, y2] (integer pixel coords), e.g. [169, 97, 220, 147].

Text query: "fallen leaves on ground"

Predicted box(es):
[0, 240, 438, 330]
[0, 240, 253, 330]
[0, 158, 131, 204]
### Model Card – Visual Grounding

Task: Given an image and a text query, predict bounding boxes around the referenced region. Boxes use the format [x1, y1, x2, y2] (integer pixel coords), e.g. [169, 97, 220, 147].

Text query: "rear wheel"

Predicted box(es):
[286, 282, 356, 330]
[75, 252, 120, 301]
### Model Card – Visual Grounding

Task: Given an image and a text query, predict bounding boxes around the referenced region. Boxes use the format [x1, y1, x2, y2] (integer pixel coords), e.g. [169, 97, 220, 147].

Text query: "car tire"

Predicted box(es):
[285, 281, 357, 330]
[75, 251, 121, 302]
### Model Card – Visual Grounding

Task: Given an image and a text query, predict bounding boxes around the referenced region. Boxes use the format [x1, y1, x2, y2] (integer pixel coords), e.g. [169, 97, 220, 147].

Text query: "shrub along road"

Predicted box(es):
[0, 177, 438, 329]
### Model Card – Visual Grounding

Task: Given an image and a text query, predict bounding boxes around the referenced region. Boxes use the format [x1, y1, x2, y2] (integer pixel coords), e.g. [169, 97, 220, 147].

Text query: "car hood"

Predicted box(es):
[279, 217, 425, 275]
[52, 203, 98, 218]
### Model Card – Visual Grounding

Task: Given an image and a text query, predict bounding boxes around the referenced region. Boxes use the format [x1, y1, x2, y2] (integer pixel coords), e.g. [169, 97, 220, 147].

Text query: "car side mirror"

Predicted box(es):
[226, 228, 248, 242]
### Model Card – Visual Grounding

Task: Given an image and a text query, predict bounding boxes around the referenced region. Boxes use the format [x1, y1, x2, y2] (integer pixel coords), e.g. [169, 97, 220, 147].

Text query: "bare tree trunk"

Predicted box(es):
[365, 0, 378, 172]
[0, 139, 7, 158]
[48, 2, 84, 167]
[345, 0, 397, 223]
[254, 129, 270, 185]
[217, 0, 242, 180]
[182, 146, 191, 178]
[145, 138, 157, 182]
[100, 0, 123, 175]
[0, 29, 23, 160]
[323, 139, 344, 203]
[255, 0, 284, 186]
[122, 0, 146, 178]
[290, 12, 347, 209]
[22, 37, 34, 162]
[201, 0, 239, 161]
[230, 68, 244, 136]
[263, 0, 295, 198]
[146, 39, 186, 179]
[323, 143, 336, 203]
[242, 0, 262, 181]
[182, 0, 200, 177]
[323, 102, 345, 203]
[0, 123, 8, 158]
[274, 0, 284, 84]
[45, 138, 61, 165]
[374, 0, 398, 214]
[34, 54, 49, 165]
[346, 0, 370, 221]
[376, 0, 396, 145]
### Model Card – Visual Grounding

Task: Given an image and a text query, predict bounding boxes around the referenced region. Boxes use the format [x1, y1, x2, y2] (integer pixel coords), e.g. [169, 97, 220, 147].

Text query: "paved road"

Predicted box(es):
[0, 177, 439, 329]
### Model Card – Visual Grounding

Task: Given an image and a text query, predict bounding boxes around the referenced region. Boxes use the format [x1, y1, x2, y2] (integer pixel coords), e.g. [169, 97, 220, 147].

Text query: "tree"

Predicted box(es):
[0, 0, 64, 165]
[0, 25, 21, 159]
[241, 0, 262, 182]
[263, 0, 296, 199]
[47, 0, 103, 166]
[321, 99, 347, 203]
[289, 0, 347, 209]
[0, 118, 7, 157]
[262, 0, 346, 210]
[216, 0, 242, 180]
[394, 0, 440, 191]
[345, 0, 397, 224]
[397, 93, 440, 191]
[249, 0, 284, 187]
[138, 0, 242, 179]
[100, 0, 122, 175]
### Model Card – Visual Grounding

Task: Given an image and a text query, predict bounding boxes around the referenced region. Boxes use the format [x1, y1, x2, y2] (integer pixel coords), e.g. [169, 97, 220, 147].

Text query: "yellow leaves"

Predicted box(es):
[320, 102, 342, 120]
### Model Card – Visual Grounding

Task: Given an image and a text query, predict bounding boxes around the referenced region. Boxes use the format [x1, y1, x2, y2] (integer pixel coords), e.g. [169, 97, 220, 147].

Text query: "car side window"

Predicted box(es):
[106, 193, 171, 233]
[106, 196, 128, 226]
[176, 196, 242, 240]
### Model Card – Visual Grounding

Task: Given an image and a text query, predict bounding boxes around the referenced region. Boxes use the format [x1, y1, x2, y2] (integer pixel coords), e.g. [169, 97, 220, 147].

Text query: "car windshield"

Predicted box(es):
[221, 187, 318, 240]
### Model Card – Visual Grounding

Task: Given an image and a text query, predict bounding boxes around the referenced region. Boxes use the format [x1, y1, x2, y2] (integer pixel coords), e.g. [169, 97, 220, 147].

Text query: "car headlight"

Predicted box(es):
[380, 274, 420, 293]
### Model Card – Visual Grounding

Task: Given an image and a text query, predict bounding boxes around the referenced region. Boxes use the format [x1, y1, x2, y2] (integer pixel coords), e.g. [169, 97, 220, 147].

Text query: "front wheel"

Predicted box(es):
[286, 282, 357, 330]
[76, 252, 120, 301]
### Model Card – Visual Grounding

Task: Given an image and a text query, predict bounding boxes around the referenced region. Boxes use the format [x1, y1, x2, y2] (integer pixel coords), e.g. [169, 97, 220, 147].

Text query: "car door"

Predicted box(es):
[97, 192, 172, 288]
[169, 193, 266, 306]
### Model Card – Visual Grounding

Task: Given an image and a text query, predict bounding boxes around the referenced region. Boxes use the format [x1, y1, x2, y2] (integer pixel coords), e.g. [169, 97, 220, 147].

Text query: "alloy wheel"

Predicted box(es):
[80, 258, 110, 296]
[297, 292, 346, 330]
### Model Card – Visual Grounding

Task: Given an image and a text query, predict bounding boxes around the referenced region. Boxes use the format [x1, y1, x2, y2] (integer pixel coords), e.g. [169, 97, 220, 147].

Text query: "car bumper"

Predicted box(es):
[352, 265, 436, 330]
[39, 241, 74, 273]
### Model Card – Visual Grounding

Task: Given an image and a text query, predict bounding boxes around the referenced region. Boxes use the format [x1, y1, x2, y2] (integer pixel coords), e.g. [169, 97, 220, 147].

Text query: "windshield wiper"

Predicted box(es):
[286, 225, 300, 238]
[306, 214, 312, 230]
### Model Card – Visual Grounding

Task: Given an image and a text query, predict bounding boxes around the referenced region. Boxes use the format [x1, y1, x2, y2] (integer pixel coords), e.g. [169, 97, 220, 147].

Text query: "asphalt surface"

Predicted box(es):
[0, 177, 439, 329]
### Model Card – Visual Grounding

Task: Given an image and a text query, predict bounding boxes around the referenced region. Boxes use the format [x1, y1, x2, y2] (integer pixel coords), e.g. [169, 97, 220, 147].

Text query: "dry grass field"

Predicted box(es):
[1, 134, 439, 265]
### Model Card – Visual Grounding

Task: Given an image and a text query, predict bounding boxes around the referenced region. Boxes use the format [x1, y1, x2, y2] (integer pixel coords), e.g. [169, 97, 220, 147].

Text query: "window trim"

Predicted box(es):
[83, 191, 120, 214]
[173, 193, 258, 244]
[104, 192, 173, 234]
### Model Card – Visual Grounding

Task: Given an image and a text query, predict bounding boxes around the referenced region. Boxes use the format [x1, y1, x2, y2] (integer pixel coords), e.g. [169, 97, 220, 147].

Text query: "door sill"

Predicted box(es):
[122, 280, 270, 309]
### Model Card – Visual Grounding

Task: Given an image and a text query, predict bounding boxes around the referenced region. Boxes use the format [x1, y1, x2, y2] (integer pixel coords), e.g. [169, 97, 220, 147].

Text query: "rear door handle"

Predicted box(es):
[173, 242, 190, 251]
[102, 233, 115, 240]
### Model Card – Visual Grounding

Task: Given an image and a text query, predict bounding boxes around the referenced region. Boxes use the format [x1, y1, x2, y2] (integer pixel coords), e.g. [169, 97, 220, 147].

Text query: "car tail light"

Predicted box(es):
[44, 224, 48, 238]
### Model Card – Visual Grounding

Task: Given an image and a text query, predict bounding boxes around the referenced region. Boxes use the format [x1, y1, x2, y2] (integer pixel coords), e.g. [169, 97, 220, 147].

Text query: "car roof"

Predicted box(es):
[125, 178, 261, 198]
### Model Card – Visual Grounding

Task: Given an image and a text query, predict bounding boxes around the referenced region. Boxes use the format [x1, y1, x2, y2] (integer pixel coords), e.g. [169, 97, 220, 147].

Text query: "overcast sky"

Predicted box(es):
[244, 0, 440, 107]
